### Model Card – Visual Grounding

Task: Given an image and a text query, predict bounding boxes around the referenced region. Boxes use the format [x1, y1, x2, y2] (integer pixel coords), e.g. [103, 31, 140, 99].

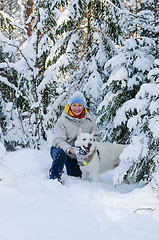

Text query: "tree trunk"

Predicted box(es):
[25, 0, 33, 37]
[86, 1, 93, 60]
[154, 0, 159, 58]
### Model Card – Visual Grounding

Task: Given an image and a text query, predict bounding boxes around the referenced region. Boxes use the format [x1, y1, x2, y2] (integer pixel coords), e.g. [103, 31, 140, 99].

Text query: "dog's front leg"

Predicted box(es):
[82, 171, 89, 181]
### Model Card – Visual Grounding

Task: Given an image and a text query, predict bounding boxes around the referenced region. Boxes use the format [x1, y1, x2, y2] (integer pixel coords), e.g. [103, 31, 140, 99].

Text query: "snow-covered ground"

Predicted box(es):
[0, 148, 159, 240]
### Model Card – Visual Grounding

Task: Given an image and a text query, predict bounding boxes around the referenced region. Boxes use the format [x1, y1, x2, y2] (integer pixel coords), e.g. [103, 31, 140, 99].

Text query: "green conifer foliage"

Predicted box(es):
[104, 0, 159, 185]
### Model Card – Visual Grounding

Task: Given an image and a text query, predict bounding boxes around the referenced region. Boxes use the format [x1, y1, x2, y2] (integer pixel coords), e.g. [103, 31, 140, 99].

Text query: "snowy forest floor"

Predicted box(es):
[0, 148, 159, 240]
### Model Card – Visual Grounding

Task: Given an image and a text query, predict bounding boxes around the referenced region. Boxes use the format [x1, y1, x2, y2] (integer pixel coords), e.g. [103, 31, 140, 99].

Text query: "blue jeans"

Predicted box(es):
[49, 146, 82, 180]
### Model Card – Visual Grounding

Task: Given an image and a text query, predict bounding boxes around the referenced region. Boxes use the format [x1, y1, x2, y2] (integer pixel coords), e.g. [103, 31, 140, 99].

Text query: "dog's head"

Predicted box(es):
[75, 129, 95, 156]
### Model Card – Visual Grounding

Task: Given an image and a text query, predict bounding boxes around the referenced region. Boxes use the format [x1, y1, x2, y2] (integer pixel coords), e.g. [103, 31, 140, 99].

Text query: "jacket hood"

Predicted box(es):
[64, 104, 87, 117]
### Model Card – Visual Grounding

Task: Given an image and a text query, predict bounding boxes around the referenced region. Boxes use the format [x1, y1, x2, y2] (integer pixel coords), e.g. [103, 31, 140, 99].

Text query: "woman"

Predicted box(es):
[49, 91, 101, 183]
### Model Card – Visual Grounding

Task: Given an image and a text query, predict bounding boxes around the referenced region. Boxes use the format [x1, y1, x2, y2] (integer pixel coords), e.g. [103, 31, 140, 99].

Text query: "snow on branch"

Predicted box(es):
[0, 37, 34, 72]
[0, 76, 18, 92]
[114, 83, 159, 131]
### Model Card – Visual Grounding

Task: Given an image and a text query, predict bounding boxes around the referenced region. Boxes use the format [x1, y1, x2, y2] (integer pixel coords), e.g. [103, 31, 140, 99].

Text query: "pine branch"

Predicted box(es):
[0, 38, 34, 71]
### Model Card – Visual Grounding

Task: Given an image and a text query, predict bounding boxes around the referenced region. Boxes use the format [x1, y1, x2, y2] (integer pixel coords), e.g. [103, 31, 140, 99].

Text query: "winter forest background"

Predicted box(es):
[0, 0, 159, 188]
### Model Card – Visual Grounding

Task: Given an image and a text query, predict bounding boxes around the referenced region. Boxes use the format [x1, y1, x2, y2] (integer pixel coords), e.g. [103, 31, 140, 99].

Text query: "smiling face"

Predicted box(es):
[70, 103, 84, 116]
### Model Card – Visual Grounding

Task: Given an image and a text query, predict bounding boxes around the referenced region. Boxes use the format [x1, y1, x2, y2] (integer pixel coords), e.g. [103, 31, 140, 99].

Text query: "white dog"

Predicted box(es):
[75, 129, 126, 182]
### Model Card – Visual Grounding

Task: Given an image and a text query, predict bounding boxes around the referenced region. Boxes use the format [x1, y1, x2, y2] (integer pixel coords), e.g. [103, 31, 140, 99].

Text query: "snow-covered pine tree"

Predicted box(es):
[110, 0, 159, 185]
[81, 0, 123, 114]
[0, 0, 59, 149]
[45, 0, 93, 111]
[0, 0, 23, 39]
[97, 0, 156, 143]
[14, 0, 61, 148]
[32, 0, 65, 138]
[114, 70, 159, 186]
[41, 0, 89, 128]
[97, 37, 155, 143]
[0, 10, 25, 150]
[45, 0, 123, 117]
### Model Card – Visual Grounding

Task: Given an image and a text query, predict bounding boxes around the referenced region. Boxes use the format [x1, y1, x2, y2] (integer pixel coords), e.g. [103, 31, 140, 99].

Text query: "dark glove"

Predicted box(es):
[74, 146, 87, 156]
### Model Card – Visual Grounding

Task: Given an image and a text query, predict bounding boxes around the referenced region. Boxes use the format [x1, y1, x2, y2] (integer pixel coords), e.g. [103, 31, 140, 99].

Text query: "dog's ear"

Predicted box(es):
[91, 131, 95, 136]
[78, 128, 82, 137]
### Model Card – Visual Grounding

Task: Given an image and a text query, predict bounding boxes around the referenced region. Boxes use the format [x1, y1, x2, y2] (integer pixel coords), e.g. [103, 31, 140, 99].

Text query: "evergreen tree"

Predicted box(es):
[97, 37, 155, 142]
[14, 0, 60, 148]
[45, 0, 124, 116]
[105, 0, 159, 185]
[97, 0, 157, 143]
[114, 78, 159, 185]
[0, 11, 22, 150]
[0, 0, 58, 149]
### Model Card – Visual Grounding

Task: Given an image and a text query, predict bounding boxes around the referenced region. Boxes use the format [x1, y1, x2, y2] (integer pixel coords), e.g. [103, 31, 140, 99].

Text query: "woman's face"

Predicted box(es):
[70, 103, 84, 116]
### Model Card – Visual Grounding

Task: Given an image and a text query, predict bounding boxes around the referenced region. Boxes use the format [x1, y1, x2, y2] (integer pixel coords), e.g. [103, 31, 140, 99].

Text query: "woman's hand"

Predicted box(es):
[69, 148, 75, 154]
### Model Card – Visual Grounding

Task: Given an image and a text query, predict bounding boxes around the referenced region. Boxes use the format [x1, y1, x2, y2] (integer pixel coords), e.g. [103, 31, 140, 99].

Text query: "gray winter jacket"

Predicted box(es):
[52, 111, 101, 159]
